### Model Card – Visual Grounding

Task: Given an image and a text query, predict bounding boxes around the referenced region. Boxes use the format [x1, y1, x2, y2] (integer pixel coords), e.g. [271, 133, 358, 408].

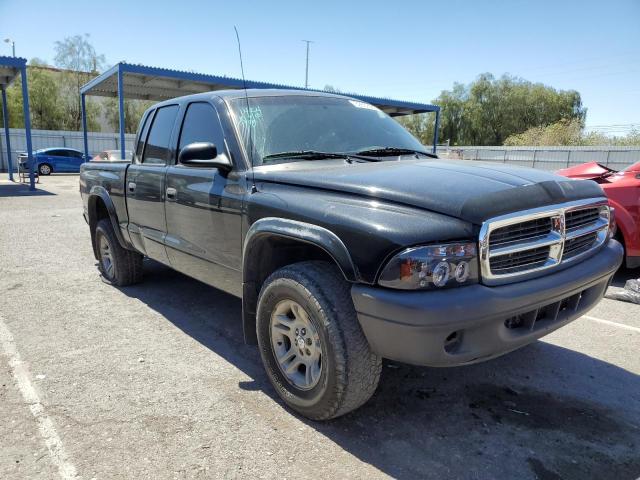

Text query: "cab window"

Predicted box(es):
[141, 105, 179, 165]
[177, 102, 226, 157]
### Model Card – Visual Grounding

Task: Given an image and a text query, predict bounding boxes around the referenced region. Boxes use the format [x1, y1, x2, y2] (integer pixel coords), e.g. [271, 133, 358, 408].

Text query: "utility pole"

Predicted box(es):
[302, 40, 314, 88]
[4, 38, 15, 57]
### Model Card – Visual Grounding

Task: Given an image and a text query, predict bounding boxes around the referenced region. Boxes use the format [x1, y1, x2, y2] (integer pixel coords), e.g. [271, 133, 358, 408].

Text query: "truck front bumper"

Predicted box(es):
[351, 239, 623, 367]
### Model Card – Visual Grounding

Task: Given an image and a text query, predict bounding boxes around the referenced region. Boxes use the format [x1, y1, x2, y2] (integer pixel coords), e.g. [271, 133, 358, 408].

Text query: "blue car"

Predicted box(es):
[19, 147, 90, 175]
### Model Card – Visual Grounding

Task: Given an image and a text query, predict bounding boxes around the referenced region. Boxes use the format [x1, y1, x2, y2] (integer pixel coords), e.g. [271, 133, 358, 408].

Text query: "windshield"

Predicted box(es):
[228, 95, 427, 166]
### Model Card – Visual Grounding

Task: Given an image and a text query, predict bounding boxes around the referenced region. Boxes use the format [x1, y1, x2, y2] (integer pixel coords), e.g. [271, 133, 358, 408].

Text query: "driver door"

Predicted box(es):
[164, 101, 243, 296]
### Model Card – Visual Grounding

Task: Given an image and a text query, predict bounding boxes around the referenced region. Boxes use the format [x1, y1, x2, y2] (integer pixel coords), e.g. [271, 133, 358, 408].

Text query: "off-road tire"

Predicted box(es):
[94, 219, 143, 286]
[257, 261, 382, 420]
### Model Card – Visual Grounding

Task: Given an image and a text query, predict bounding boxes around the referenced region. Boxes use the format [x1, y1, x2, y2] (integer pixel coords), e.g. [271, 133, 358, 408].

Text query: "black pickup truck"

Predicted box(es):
[80, 89, 623, 420]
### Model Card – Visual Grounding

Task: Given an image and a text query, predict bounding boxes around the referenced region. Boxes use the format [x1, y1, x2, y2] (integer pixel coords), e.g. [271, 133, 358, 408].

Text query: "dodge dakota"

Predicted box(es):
[80, 89, 623, 420]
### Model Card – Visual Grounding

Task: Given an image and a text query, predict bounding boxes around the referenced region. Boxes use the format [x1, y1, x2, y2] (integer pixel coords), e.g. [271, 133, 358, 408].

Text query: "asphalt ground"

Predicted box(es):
[1, 175, 639, 480]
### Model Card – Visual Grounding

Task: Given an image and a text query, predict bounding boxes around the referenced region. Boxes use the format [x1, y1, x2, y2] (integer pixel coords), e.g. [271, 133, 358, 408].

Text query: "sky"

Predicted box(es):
[1, 0, 638, 133]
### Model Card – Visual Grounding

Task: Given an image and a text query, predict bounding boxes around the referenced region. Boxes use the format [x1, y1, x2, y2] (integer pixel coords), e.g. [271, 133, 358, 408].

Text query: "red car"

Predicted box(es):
[558, 161, 640, 268]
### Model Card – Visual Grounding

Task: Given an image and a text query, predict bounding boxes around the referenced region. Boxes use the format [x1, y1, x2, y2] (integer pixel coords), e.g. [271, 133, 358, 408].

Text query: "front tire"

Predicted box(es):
[94, 219, 143, 286]
[257, 261, 382, 420]
[38, 163, 52, 175]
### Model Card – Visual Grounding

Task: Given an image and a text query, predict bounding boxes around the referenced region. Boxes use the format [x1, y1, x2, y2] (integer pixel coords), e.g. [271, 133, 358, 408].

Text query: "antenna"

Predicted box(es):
[234, 26, 255, 188]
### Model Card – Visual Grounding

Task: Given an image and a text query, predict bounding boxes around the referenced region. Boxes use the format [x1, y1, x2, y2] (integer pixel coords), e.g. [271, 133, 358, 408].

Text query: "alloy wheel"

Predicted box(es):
[270, 299, 323, 390]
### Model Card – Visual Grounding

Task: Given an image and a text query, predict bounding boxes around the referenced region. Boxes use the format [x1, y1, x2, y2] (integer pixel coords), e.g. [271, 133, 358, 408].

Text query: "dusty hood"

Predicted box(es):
[254, 159, 605, 224]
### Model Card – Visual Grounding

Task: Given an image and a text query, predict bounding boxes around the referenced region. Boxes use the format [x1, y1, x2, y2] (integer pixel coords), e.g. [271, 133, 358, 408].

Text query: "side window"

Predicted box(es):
[178, 102, 226, 155]
[48, 150, 64, 157]
[134, 111, 152, 163]
[71, 151, 84, 158]
[142, 105, 178, 165]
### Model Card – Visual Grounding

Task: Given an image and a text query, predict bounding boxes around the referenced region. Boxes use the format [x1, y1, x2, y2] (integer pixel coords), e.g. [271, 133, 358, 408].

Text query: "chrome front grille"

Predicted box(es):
[565, 207, 600, 231]
[489, 217, 552, 247]
[479, 199, 610, 285]
[489, 245, 551, 275]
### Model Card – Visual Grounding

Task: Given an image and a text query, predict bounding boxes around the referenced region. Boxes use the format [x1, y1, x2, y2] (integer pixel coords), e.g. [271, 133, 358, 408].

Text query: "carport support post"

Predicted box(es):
[432, 109, 440, 154]
[1, 86, 13, 181]
[81, 93, 89, 160]
[117, 67, 126, 161]
[20, 65, 35, 190]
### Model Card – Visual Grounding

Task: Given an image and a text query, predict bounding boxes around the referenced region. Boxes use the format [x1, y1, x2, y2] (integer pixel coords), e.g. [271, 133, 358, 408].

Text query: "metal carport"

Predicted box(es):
[80, 62, 440, 161]
[0, 56, 35, 189]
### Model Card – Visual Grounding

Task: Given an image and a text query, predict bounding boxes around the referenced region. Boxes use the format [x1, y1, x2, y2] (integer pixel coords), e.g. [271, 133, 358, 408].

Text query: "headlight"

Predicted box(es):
[378, 242, 478, 290]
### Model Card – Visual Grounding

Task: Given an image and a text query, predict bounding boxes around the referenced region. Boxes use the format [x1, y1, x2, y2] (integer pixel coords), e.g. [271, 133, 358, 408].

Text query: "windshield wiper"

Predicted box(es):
[262, 150, 377, 163]
[262, 150, 350, 162]
[354, 147, 437, 158]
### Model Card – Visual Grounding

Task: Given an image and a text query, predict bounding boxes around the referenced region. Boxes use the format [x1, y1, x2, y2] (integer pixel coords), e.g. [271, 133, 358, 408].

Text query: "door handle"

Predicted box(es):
[166, 187, 177, 201]
[128, 182, 136, 193]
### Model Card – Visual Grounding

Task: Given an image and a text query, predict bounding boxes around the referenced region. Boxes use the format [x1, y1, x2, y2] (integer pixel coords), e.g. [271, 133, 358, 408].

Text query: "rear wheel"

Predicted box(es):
[38, 163, 52, 175]
[94, 219, 143, 286]
[257, 261, 382, 420]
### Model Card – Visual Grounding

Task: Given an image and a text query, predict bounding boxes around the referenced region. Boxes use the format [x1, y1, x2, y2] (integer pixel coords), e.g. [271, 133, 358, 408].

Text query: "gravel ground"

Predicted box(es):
[1, 175, 639, 480]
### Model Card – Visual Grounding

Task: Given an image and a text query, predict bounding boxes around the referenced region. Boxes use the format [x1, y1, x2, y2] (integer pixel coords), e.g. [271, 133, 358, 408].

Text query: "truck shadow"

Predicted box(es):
[120, 260, 640, 480]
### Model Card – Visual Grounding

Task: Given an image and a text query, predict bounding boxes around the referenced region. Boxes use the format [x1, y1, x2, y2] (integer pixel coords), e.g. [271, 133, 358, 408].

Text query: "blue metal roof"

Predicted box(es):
[81, 62, 439, 116]
[0, 56, 27, 87]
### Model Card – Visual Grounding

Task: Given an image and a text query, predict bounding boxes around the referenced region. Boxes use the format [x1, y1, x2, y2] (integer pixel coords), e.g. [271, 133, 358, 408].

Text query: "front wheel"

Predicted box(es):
[38, 163, 52, 175]
[257, 261, 382, 420]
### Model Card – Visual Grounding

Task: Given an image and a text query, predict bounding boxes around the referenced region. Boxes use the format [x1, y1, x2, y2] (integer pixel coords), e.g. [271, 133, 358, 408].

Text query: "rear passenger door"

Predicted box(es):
[164, 101, 243, 296]
[126, 104, 179, 265]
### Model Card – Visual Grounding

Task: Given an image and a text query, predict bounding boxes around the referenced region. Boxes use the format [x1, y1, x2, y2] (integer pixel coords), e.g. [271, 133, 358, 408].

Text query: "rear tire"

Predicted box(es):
[257, 261, 382, 420]
[94, 219, 143, 286]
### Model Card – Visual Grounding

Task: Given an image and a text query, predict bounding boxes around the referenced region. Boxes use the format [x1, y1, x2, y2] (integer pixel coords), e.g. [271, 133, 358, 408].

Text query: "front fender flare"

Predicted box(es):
[243, 217, 359, 282]
[241, 217, 359, 344]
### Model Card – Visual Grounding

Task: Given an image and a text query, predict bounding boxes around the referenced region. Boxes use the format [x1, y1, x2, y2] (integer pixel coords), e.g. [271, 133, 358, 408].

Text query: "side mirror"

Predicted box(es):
[178, 142, 231, 171]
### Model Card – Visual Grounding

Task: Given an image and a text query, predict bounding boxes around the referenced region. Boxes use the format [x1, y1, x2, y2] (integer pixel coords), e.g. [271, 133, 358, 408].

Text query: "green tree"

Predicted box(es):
[27, 67, 65, 130]
[323, 85, 341, 93]
[0, 61, 64, 130]
[408, 73, 587, 146]
[396, 112, 436, 146]
[103, 98, 153, 134]
[505, 119, 640, 146]
[53, 34, 105, 130]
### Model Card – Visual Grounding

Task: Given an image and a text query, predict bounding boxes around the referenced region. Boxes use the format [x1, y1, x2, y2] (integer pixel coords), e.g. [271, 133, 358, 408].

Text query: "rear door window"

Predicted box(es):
[142, 105, 179, 165]
[135, 111, 153, 163]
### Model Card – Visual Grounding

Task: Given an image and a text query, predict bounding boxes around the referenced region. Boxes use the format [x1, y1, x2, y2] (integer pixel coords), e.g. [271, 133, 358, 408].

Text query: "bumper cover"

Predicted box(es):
[351, 239, 623, 367]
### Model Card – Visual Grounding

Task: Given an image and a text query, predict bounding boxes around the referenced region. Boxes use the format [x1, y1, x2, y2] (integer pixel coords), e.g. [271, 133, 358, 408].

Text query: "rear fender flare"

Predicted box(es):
[87, 186, 129, 252]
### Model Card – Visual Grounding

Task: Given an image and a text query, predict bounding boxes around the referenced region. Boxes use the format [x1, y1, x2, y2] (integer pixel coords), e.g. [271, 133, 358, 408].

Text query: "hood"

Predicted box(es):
[557, 162, 615, 181]
[254, 159, 605, 224]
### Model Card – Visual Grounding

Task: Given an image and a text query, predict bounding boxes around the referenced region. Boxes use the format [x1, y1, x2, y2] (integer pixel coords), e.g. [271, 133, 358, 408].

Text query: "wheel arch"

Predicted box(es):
[241, 218, 359, 344]
[87, 187, 129, 258]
